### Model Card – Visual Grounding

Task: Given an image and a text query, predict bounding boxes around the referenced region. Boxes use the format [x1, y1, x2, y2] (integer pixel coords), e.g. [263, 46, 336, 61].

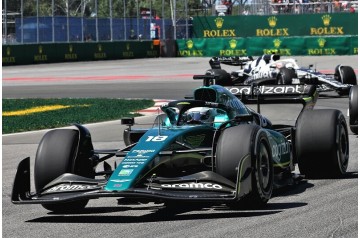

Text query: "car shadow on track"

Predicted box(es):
[26, 173, 356, 224]
[301, 171, 358, 181]
[26, 185, 311, 224]
[26, 206, 288, 224]
[272, 180, 314, 198]
[26, 200, 309, 223]
[342, 172, 358, 179]
[318, 92, 349, 99]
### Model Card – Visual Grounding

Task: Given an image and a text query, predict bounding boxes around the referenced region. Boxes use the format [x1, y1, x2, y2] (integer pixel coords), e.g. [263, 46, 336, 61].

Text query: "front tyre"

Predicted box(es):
[335, 65, 357, 85]
[35, 129, 94, 213]
[216, 125, 273, 208]
[296, 109, 349, 178]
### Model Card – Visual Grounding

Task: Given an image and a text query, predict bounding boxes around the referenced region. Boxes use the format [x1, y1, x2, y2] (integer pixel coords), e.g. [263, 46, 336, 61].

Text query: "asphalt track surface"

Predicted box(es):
[2, 56, 358, 238]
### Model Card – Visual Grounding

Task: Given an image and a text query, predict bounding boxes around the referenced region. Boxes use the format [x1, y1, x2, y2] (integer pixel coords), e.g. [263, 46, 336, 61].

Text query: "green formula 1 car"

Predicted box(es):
[12, 78, 349, 213]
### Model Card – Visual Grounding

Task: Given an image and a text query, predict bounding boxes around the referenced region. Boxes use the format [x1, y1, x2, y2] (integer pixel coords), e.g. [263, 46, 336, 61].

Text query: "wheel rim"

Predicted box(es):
[337, 123, 349, 171]
[258, 142, 271, 190]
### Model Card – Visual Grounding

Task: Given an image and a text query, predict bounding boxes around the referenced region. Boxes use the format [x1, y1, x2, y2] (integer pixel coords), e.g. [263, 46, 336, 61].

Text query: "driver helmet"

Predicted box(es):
[184, 107, 217, 125]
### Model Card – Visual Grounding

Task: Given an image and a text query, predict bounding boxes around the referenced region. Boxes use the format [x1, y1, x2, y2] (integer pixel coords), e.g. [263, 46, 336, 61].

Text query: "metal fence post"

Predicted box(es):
[162, 0, 165, 40]
[95, 0, 99, 41]
[3, 0, 7, 41]
[52, 0, 55, 42]
[37, 0, 39, 43]
[67, 0, 70, 42]
[110, 0, 113, 41]
[123, 0, 126, 40]
[21, 0, 24, 43]
[137, 0, 140, 39]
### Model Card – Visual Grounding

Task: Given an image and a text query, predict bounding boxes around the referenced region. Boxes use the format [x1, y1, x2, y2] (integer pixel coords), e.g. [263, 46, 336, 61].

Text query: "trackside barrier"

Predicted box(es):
[176, 36, 358, 57]
[192, 13, 357, 38]
[182, 12, 357, 57]
[2, 41, 160, 66]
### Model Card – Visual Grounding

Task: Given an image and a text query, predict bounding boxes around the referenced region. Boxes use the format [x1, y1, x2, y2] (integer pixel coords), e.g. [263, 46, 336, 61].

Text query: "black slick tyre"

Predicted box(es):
[349, 85, 358, 134]
[296, 109, 349, 178]
[216, 125, 273, 208]
[277, 67, 296, 84]
[34, 129, 92, 213]
[335, 65, 357, 85]
[205, 69, 232, 86]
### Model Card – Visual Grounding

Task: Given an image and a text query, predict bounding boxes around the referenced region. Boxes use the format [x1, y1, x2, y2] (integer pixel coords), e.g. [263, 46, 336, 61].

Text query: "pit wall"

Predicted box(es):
[176, 13, 357, 56]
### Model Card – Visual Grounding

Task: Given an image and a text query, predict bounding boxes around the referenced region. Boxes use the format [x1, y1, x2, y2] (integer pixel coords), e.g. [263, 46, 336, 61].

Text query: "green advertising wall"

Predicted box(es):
[2, 41, 160, 66]
[192, 13, 357, 38]
[177, 36, 358, 57]
[178, 13, 357, 57]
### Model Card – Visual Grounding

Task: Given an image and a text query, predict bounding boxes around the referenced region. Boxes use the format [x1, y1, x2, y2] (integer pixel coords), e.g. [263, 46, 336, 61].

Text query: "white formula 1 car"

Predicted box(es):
[204, 54, 357, 96]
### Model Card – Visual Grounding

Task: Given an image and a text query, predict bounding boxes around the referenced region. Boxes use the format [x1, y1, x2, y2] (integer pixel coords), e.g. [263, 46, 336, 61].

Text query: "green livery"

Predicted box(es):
[11, 78, 349, 214]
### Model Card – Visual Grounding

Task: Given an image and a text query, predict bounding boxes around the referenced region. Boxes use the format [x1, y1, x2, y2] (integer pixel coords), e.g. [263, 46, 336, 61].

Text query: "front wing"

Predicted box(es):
[12, 157, 252, 205]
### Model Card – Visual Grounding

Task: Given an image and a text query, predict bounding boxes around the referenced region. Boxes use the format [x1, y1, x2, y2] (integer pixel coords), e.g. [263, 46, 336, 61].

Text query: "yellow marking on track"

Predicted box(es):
[3, 104, 90, 116]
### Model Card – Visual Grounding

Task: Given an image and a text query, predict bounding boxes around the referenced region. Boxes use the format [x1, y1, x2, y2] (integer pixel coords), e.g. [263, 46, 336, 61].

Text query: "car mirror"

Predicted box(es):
[121, 117, 134, 126]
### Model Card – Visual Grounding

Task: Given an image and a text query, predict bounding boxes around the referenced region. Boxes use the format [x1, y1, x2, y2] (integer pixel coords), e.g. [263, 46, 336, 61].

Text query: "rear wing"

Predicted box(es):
[226, 85, 317, 108]
[209, 56, 253, 69]
[193, 74, 318, 111]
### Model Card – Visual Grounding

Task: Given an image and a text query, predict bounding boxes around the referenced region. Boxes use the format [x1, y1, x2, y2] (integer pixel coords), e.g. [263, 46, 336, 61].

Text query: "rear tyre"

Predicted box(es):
[216, 125, 273, 208]
[277, 67, 296, 84]
[349, 85, 358, 134]
[205, 69, 232, 86]
[35, 129, 94, 213]
[296, 110, 349, 178]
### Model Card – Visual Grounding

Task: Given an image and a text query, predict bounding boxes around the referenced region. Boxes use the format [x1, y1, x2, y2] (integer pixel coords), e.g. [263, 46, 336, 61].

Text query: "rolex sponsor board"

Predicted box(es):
[176, 36, 356, 57]
[177, 38, 247, 57]
[193, 13, 357, 38]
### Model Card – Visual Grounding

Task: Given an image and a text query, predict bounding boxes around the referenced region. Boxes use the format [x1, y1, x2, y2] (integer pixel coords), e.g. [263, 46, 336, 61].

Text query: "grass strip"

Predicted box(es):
[2, 98, 154, 134]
